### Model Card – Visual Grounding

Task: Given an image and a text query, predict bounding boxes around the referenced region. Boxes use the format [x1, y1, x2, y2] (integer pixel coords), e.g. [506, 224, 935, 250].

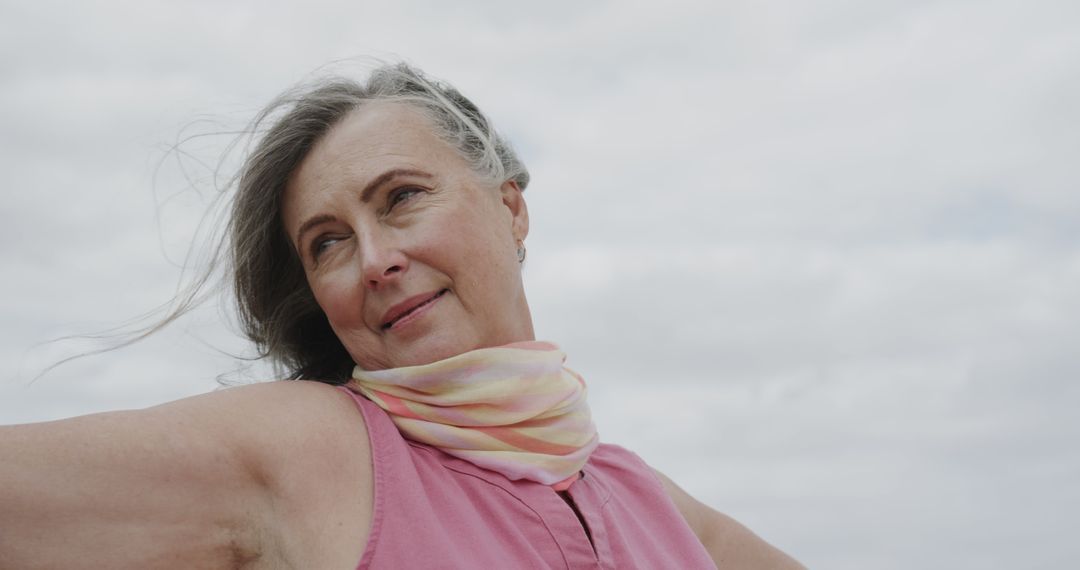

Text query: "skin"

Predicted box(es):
[0, 381, 372, 569]
[0, 102, 804, 569]
[280, 101, 533, 371]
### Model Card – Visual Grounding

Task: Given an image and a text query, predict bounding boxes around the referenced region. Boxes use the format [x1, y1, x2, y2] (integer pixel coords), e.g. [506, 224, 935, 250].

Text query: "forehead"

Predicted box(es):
[282, 102, 468, 220]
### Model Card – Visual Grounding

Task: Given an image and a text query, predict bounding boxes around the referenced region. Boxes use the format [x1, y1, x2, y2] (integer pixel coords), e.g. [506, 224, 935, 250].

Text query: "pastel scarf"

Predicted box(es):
[350, 340, 599, 491]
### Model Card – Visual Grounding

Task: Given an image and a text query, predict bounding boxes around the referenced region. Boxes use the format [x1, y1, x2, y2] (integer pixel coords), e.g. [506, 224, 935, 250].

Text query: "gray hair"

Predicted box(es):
[231, 62, 530, 382]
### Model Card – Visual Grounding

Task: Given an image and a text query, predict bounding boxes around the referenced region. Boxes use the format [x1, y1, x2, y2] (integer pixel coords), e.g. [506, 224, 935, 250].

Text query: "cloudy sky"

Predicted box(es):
[2, 1, 1078, 567]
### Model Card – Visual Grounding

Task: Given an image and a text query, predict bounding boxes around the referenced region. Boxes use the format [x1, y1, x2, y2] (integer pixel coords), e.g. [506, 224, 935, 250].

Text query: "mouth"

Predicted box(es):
[381, 289, 449, 331]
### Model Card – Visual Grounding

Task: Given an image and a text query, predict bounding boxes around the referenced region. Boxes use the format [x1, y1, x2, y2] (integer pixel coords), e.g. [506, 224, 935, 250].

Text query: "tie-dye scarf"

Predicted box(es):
[350, 341, 599, 491]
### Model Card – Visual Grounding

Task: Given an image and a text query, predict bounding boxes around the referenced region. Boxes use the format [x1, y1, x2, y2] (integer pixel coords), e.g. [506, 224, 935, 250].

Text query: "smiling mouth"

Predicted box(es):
[381, 289, 449, 330]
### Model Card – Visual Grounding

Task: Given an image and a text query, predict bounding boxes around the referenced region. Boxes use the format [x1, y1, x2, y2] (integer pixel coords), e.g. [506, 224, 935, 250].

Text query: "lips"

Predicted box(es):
[380, 289, 448, 330]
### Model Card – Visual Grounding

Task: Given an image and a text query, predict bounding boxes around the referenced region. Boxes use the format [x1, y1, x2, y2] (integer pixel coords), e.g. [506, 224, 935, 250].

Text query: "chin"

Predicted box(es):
[367, 330, 481, 370]
[410, 335, 482, 367]
[352, 323, 528, 371]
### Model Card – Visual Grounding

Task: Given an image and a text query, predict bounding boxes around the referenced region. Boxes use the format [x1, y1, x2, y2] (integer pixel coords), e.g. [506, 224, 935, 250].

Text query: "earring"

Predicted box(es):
[516, 240, 526, 263]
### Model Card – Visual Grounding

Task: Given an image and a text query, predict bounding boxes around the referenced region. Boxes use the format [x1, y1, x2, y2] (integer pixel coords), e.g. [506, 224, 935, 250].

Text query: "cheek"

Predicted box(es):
[446, 230, 513, 288]
[462, 242, 521, 308]
[311, 273, 366, 329]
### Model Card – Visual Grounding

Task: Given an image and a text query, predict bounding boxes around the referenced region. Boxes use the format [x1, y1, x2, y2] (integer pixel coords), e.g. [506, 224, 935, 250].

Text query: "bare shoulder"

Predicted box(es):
[653, 469, 805, 570]
[170, 377, 364, 421]
[203, 379, 373, 472]
[181, 380, 374, 568]
[153, 380, 373, 487]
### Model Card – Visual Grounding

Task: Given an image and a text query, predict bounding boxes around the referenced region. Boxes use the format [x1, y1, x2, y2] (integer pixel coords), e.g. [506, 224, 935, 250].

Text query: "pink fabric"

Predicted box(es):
[350, 341, 599, 490]
[338, 387, 717, 569]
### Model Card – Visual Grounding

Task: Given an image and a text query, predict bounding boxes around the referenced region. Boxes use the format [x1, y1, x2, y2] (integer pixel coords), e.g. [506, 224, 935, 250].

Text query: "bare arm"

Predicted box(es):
[654, 469, 805, 570]
[0, 381, 371, 569]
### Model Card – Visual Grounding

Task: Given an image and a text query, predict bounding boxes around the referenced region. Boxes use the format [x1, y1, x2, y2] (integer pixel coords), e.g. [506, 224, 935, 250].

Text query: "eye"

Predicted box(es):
[310, 235, 342, 260]
[387, 186, 423, 211]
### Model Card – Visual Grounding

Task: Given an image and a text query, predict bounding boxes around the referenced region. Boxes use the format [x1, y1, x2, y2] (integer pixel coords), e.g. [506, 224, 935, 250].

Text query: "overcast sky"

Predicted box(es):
[3, 1, 1079, 568]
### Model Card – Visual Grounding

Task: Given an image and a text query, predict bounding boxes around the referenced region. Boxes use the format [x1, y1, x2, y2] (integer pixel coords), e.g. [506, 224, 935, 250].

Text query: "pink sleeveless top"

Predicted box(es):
[339, 388, 717, 569]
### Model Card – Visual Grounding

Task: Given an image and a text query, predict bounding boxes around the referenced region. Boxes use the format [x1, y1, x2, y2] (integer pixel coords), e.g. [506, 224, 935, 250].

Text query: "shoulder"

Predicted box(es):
[233, 378, 366, 430]
[157, 380, 371, 474]
[167, 380, 374, 568]
[159, 377, 362, 417]
[652, 469, 805, 570]
[586, 442, 650, 470]
[236, 379, 369, 449]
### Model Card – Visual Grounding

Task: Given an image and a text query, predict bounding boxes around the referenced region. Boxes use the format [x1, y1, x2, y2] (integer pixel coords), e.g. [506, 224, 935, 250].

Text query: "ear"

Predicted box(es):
[499, 179, 529, 241]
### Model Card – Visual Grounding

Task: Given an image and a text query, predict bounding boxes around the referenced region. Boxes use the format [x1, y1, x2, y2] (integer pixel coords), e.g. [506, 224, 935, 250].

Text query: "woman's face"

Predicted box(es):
[281, 102, 533, 371]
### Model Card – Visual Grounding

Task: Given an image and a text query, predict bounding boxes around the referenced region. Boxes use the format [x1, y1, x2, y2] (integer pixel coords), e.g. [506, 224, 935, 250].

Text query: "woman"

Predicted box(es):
[1, 63, 802, 569]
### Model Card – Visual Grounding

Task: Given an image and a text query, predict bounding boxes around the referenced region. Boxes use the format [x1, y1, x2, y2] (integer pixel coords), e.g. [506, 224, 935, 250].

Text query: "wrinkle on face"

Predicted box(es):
[280, 102, 533, 371]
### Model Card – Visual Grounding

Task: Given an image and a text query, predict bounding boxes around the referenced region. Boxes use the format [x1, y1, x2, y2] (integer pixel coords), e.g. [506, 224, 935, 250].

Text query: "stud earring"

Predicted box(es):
[516, 240, 526, 263]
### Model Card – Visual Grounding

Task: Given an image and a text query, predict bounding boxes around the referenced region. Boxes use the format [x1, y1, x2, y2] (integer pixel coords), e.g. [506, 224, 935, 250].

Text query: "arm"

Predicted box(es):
[0, 380, 371, 569]
[654, 469, 805, 570]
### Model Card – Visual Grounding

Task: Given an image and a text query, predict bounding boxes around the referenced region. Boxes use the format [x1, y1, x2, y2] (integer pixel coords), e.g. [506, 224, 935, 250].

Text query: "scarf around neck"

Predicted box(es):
[350, 340, 599, 491]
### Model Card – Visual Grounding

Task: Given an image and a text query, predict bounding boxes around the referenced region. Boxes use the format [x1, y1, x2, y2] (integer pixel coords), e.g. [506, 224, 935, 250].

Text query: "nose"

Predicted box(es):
[358, 230, 408, 290]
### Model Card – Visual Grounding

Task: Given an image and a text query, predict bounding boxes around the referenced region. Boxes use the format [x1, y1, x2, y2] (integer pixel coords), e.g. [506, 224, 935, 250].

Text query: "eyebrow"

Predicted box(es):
[294, 214, 336, 251]
[293, 168, 434, 248]
[359, 168, 433, 203]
